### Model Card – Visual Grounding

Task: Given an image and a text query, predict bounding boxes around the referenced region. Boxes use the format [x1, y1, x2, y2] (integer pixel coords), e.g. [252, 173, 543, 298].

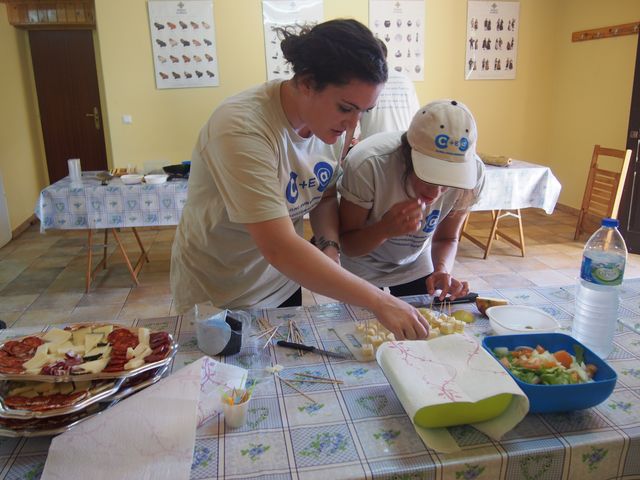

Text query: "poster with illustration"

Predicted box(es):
[369, 0, 425, 81]
[148, 0, 219, 89]
[262, 0, 323, 81]
[465, 0, 519, 80]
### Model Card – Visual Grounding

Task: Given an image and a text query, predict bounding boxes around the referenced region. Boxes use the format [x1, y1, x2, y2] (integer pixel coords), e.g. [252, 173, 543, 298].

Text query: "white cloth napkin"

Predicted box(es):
[377, 335, 529, 453]
[42, 356, 247, 480]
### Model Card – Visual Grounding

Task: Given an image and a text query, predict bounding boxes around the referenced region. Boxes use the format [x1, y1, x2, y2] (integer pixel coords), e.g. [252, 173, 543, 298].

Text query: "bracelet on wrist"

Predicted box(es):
[317, 239, 340, 254]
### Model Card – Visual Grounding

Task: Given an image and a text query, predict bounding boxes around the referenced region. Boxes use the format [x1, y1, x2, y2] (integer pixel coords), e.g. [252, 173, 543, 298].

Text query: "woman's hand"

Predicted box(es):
[426, 271, 469, 301]
[379, 199, 424, 237]
[373, 293, 429, 340]
[373, 295, 430, 340]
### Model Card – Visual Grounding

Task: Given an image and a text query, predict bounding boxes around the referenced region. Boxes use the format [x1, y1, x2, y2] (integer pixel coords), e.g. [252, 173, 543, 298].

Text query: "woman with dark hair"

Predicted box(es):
[171, 19, 430, 340]
[338, 100, 485, 299]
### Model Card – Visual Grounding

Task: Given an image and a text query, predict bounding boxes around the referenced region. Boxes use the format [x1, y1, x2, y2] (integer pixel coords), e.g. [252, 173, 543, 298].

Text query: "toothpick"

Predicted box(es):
[263, 327, 279, 349]
[294, 372, 343, 384]
[277, 375, 316, 403]
[289, 378, 340, 384]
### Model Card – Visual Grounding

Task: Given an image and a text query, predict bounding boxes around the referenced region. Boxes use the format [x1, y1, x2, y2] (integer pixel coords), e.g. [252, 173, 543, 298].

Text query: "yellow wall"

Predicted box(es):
[1, 0, 638, 230]
[549, 0, 638, 208]
[0, 6, 47, 231]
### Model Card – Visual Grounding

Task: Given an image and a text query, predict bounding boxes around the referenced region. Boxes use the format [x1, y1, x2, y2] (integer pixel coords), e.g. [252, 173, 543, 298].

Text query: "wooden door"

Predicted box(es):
[620, 33, 640, 254]
[29, 30, 107, 184]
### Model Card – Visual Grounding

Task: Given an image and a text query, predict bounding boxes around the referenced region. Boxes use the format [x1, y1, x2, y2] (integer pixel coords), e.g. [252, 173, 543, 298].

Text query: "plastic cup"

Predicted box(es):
[221, 388, 251, 428]
[67, 158, 82, 183]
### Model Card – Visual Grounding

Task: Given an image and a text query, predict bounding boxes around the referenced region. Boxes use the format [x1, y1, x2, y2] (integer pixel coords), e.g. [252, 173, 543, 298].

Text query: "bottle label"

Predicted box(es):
[580, 255, 625, 286]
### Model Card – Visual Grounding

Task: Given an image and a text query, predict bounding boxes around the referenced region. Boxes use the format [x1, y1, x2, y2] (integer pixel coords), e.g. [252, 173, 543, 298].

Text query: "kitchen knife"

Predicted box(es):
[276, 340, 350, 359]
[412, 292, 479, 307]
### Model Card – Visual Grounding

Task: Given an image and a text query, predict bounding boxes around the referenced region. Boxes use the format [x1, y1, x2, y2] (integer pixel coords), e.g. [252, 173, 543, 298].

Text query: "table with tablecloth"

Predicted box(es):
[35, 173, 188, 231]
[34, 173, 188, 290]
[464, 159, 562, 258]
[2, 279, 640, 479]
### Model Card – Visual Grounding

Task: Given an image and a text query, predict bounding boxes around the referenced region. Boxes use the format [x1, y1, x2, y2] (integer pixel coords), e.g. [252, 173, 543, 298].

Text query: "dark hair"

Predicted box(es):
[377, 38, 388, 58]
[278, 19, 388, 90]
[399, 133, 482, 211]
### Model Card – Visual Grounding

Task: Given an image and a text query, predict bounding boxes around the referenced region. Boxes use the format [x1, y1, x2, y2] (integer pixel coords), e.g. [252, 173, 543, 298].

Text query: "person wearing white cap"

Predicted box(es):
[338, 99, 485, 299]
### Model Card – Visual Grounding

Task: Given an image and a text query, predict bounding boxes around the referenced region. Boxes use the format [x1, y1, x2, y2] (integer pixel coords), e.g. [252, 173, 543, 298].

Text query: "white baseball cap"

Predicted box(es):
[407, 99, 479, 189]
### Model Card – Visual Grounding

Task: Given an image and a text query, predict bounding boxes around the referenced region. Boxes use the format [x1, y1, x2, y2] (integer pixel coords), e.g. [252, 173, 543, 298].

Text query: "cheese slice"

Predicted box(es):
[33, 382, 56, 393]
[71, 327, 93, 346]
[42, 328, 72, 344]
[131, 343, 148, 358]
[22, 348, 53, 371]
[138, 327, 150, 347]
[92, 325, 114, 335]
[76, 357, 109, 374]
[85, 345, 111, 358]
[124, 357, 144, 370]
[58, 383, 74, 395]
[84, 333, 103, 354]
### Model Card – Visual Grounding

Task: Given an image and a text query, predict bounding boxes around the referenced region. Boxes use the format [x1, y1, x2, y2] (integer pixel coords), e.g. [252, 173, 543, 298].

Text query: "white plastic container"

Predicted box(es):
[572, 218, 627, 358]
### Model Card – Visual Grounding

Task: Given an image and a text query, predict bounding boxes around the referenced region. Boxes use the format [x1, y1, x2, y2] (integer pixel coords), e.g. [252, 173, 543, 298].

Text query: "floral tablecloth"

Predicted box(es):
[3, 279, 640, 479]
[472, 160, 561, 214]
[35, 173, 188, 232]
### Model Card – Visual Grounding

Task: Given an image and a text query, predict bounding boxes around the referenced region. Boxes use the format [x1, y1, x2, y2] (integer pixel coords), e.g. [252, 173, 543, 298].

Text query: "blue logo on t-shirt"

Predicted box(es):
[422, 209, 440, 233]
[286, 172, 299, 203]
[285, 162, 334, 204]
[314, 162, 333, 192]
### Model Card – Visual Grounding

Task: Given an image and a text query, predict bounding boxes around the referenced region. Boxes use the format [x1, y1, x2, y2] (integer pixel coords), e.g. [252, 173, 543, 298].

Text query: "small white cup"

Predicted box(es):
[67, 158, 82, 183]
[221, 388, 251, 428]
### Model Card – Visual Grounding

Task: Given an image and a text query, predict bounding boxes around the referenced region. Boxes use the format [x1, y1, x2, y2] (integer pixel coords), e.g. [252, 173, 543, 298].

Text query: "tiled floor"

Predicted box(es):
[2, 208, 640, 329]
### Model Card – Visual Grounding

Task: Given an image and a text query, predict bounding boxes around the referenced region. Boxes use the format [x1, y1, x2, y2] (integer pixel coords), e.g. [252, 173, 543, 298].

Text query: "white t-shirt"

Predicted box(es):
[338, 131, 482, 287]
[358, 70, 420, 140]
[171, 81, 343, 312]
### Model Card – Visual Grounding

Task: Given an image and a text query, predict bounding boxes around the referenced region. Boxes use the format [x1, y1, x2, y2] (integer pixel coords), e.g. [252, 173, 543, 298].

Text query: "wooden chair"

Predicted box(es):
[574, 145, 632, 240]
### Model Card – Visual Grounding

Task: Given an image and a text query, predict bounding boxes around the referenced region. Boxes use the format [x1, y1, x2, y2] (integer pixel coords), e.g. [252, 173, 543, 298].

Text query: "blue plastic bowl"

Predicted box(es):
[482, 333, 617, 413]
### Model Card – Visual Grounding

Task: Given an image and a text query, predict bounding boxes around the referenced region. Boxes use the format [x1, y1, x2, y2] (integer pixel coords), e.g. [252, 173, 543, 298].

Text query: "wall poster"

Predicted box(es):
[262, 0, 323, 81]
[369, 0, 425, 81]
[148, 0, 220, 89]
[465, 0, 519, 80]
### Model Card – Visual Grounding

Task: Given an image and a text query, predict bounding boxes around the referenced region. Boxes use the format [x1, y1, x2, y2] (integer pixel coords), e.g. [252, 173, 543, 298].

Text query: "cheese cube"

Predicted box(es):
[427, 327, 440, 339]
[360, 343, 375, 360]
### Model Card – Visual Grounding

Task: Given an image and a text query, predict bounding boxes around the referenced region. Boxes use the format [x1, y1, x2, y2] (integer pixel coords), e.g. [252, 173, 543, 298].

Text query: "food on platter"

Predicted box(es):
[333, 308, 466, 362]
[0, 379, 117, 416]
[491, 344, 598, 385]
[417, 307, 466, 338]
[0, 402, 110, 435]
[0, 324, 173, 378]
[475, 296, 509, 316]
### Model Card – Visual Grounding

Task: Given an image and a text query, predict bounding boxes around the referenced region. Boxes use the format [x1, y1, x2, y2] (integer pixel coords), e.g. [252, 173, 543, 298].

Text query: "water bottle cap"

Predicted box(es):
[601, 218, 619, 228]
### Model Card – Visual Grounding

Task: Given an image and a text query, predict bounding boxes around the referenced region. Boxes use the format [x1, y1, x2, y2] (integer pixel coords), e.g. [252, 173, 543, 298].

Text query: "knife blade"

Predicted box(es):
[276, 340, 350, 359]
[411, 292, 479, 308]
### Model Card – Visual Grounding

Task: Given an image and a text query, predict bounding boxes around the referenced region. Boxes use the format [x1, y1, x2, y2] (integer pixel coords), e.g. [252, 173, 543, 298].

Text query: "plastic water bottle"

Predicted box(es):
[572, 218, 627, 358]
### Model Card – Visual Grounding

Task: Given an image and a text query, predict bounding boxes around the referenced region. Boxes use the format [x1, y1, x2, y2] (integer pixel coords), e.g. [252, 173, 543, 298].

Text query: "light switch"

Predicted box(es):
[122, 115, 133, 124]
